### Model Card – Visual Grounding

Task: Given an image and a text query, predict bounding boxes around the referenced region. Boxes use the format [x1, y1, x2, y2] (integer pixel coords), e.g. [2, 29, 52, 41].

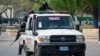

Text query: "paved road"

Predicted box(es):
[85, 39, 100, 56]
[0, 32, 100, 56]
[0, 32, 19, 56]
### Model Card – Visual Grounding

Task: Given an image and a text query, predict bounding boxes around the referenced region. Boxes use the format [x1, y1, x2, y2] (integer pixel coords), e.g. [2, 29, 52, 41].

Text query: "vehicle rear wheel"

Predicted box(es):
[35, 45, 40, 56]
[23, 43, 32, 56]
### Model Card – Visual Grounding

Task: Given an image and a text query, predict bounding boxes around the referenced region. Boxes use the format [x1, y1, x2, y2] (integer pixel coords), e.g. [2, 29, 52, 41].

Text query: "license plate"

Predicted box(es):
[59, 46, 69, 51]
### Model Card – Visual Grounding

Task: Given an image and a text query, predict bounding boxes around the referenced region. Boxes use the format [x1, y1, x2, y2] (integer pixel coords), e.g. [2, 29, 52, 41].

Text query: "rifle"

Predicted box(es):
[10, 30, 20, 45]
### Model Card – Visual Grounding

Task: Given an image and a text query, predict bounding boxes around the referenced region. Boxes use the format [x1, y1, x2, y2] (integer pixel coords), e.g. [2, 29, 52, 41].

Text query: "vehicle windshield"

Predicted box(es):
[37, 16, 74, 29]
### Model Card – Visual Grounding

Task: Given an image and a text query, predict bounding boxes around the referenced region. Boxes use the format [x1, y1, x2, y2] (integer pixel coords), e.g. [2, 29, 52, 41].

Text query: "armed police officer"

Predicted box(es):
[11, 10, 34, 55]
[38, 1, 52, 11]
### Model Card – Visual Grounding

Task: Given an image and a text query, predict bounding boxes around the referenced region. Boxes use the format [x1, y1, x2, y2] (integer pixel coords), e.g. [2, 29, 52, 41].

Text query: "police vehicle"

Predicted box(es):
[19, 11, 86, 56]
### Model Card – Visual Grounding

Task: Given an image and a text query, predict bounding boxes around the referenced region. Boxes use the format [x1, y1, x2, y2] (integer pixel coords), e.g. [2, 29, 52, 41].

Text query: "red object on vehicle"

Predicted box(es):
[56, 10, 67, 13]
[93, 26, 98, 29]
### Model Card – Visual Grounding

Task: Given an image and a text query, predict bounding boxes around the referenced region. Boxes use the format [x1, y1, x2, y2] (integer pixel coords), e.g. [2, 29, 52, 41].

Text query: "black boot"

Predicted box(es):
[18, 45, 23, 55]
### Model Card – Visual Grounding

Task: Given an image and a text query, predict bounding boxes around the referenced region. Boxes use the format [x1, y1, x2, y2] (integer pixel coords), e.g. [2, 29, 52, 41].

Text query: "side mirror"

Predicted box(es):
[33, 32, 38, 36]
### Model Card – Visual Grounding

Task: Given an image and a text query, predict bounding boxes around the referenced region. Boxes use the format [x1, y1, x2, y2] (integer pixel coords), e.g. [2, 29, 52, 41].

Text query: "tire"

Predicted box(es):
[74, 52, 85, 56]
[18, 45, 24, 55]
[26, 51, 32, 56]
[23, 43, 32, 56]
[34, 45, 39, 56]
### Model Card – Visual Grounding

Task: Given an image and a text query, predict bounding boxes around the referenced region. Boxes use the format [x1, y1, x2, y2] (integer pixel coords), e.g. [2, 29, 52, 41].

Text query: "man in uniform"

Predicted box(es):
[11, 10, 35, 55]
[38, 1, 52, 11]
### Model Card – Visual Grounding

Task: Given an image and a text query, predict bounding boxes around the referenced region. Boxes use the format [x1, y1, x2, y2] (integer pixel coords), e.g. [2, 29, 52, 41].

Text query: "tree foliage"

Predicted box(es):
[32, 0, 98, 15]
[0, 0, 98, 16]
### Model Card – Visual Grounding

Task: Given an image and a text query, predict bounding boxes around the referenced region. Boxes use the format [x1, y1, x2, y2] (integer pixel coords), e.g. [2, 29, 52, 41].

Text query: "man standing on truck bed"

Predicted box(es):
[38, 1, 52, 11]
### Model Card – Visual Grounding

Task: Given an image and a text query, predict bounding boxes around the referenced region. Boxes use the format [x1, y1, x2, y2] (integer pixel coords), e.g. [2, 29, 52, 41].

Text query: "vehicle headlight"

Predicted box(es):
[76, 35, 85, 42]
[37, 36, 50, 42]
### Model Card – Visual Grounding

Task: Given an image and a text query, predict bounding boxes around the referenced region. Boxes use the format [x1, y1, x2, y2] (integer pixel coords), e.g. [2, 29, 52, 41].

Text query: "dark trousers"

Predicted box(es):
[18, 45, 24, 55]
[15, 31, 23, 55]
[16, 30, 25, 55]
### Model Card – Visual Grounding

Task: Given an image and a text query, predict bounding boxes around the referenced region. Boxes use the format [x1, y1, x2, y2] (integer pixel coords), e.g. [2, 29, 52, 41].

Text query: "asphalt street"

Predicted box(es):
[0, 32, 19, 56]
[0, 32, 100, 56]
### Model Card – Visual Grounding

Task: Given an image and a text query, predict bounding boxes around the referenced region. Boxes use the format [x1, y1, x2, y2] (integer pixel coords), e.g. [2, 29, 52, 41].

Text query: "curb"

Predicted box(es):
[85, 39, 100, 44]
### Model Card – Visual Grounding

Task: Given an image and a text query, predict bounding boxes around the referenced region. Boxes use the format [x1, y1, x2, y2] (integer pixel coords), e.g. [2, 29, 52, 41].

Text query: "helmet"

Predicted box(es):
[29, 10, 34, 14]
[42, 1, 48, 6]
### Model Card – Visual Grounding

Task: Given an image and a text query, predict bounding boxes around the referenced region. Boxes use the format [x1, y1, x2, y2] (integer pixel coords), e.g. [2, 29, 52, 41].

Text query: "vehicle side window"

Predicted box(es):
[28, 17, 33, 30]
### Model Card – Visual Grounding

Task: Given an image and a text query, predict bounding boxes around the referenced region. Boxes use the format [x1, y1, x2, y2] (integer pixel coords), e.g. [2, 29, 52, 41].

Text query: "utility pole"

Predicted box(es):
[98, 0, 100, 41]
[0, 13, 1, 35]
[99, 18, 100, 41]
[98, 17, 100, 41]
[0, 6, 3, 35]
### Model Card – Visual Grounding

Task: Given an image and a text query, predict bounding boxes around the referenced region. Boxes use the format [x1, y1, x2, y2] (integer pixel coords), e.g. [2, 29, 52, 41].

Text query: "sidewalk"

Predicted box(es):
[85, 38, 100, 44]
[0, 32, 16, 41]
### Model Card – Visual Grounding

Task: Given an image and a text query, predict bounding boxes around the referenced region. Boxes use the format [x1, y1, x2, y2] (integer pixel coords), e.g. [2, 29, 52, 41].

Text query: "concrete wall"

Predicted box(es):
[83, 29, 99, 39]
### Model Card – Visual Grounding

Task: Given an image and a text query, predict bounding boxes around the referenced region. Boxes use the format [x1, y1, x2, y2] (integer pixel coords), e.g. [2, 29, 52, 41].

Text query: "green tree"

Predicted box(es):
[0, 0, 14, 19]
[12, 0, 98, 17]
[39, 0, 86, 15]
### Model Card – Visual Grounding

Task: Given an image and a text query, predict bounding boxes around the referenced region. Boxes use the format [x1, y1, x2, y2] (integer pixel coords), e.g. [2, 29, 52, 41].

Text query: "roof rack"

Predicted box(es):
[36, 10, 67, 14]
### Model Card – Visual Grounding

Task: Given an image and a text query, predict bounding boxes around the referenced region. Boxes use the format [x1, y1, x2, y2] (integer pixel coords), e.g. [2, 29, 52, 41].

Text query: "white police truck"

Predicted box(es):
[19, 11, 86, 56]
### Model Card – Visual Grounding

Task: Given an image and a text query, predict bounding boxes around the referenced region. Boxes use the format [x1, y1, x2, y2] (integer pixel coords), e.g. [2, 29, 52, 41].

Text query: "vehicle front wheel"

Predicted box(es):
[26, 51, 32, 56]
[74, 52, 85, 56]
[34, 45, 40, 56]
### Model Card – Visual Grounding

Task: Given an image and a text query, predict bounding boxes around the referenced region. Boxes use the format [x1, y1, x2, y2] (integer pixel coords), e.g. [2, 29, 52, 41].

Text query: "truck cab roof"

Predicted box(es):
[29, 13, 71, 17]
